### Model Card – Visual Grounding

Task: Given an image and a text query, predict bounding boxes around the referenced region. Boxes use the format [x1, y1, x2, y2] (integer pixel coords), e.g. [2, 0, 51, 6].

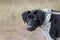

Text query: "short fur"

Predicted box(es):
[22, 9, 60, 40]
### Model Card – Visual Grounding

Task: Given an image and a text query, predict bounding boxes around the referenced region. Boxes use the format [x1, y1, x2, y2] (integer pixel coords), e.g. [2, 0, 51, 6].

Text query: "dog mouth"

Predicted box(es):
[27, 25, 36, 31]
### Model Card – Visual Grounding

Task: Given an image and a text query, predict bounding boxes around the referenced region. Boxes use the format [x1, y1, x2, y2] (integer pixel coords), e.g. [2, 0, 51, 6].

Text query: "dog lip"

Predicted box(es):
[27, 25, 32, 27]
[27, 25, 32, 28]
[27, 28, 35, 31]
[27, 26, 35, 31]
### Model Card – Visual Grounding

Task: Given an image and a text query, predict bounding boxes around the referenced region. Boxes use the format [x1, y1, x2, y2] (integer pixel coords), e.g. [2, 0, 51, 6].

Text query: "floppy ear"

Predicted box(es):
[34, 10, 45, 25]
[22, 11, 31, 23]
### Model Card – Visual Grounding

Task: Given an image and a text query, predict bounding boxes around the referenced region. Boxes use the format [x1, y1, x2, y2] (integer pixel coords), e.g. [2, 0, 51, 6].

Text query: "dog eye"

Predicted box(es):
[28, 16, 35, 18]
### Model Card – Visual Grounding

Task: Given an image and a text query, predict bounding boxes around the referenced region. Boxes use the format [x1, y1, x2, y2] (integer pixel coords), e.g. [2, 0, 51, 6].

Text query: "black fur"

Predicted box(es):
[22, 10, 45, 31]
[49, 14, 60, 40]
[22, 10, 60, 40]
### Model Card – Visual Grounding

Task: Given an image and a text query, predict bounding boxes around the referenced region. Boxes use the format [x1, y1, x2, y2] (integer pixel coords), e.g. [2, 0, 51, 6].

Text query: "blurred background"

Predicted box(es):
[0, 0, 60, 40]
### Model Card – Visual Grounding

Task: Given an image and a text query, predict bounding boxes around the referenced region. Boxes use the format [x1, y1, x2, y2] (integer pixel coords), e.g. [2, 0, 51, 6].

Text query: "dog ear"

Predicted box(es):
[34, 10, 45, 25]
[22, 11, 31, 23]
[33, 10, 39, 14]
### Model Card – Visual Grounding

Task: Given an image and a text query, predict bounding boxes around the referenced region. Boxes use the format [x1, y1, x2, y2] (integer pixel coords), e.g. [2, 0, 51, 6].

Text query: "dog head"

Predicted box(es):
[22, 10, 45, 31]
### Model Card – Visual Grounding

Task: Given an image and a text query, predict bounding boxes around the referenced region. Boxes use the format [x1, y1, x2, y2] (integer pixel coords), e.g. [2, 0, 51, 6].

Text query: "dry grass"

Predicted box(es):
[0, 0, 60, 40]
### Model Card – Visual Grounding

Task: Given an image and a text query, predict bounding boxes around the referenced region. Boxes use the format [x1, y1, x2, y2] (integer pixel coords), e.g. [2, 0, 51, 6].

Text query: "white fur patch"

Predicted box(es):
[56, 38, 60, 40]
[41, 9, 54, 40]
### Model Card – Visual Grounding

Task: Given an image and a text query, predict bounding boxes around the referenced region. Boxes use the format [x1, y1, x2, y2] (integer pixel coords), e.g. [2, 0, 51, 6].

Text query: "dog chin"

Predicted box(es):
[27, 26, 36, 31]
[27, 28, 36, 31]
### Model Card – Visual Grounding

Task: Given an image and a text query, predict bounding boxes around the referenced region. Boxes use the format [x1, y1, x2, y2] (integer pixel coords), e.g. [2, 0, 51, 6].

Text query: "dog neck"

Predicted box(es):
[41, 9, 52, 29]
[40, 9, 54, 40]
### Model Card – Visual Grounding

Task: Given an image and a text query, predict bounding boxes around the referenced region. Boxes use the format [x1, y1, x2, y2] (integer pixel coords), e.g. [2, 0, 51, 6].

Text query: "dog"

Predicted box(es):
[22, 9, 60, 40]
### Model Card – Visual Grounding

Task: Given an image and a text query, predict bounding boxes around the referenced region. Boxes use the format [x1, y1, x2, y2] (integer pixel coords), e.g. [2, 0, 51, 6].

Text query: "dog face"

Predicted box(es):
[22, 10, 45, 31]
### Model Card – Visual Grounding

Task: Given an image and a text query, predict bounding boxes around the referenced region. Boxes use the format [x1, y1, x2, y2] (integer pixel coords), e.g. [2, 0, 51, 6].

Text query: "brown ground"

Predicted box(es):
[0, 0, 60, 40]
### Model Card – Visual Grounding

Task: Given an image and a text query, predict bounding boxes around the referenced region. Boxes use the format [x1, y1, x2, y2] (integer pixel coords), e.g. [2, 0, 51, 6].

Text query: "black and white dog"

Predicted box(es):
[22, 9, 60, 40]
